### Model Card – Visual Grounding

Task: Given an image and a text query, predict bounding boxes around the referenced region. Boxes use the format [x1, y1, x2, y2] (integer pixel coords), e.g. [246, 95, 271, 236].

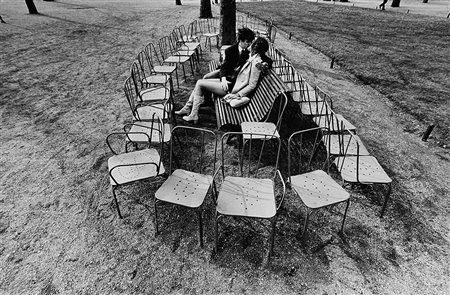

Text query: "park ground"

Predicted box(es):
[0, 0, 449, 294]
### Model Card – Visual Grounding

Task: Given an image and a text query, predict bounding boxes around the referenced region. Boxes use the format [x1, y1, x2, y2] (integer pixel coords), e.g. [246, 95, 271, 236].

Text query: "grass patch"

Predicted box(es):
[238, 1, 450, 144]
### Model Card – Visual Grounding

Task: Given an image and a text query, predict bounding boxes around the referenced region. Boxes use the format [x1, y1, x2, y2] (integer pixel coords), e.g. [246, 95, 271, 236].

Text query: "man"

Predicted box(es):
[202, 27, 255, 104]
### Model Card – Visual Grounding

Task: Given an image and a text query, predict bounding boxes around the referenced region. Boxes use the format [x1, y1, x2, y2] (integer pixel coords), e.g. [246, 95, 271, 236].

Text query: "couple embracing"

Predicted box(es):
[175, 28, 273, 123]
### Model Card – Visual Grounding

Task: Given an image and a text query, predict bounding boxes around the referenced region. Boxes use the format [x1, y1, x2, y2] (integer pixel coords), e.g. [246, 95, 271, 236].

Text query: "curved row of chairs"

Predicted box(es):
[104, 15, 392, 263]
[264, 33, 393, 220]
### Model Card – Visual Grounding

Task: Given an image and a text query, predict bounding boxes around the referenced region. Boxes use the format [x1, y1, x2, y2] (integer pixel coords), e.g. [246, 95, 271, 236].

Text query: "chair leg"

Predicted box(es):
[112, 187, 123, 219]
[380, 183, 392, 218]
[340, 199, 351, 233]
[214, 213, 219, 253]
[154, 200, 160, 236]
[198, 208, 204, 248]
[299, 207, 312, 238]
[268, 216, 277, 258]
[181, 63, 187, 82]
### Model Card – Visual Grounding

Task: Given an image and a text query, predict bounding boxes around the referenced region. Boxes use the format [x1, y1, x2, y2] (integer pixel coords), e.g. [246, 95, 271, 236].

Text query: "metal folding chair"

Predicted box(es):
[144, 43, 177, 88]
[106, 124, 165, 218]
[154, 126, 217, 247]
[123, 76, 172, 123]
[213, 131, 286, 262]
[130, 61, 171, 107]
[333, 130, 392, 217]
[288, 127, 350, 237]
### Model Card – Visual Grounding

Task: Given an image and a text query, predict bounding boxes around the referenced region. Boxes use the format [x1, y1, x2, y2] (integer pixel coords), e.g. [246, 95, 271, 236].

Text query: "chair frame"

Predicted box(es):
[154, 126, 218, 247]
[334, 129, 392, 218]
[288, 127, 351, 237]
[213, 131, 286, 261]
[106, 126, 164, 218]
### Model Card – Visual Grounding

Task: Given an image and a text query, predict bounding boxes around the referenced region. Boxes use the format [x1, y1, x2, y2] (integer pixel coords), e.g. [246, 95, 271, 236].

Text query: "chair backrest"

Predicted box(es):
[137, 49, 155, 77]
[333, 129, 365, 183]
[158, 36, 176, 59]
[130, 61, 145, 95]
[264, 91, 289, 131]
[123, 76, 139, 116]
[145, 42, 163, 66]
[169, 126, 218, 176]
[288, 127, 330, 182]
[220, 131, 281, 179]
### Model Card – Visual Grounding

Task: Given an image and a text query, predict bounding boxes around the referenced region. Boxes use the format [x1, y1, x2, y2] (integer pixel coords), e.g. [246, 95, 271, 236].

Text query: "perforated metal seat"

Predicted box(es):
[108, 148, 165, 186]
[334, 156, 392, 184]
[155, 169, 212, 208]
[216, 177, 276, 218]
[324, 134, 370, 156]
[290, 170, 349, 209]
[241, 122, 279, 140]
[125, 121, 172, 145]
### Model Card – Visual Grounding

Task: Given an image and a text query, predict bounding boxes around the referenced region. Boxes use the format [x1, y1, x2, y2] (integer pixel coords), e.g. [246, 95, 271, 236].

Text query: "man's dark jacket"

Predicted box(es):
[219, 43, 249, 83]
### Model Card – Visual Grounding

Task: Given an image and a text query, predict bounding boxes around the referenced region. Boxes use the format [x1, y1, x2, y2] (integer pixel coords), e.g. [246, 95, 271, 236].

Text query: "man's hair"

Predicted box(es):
[237, 27, 255, 42]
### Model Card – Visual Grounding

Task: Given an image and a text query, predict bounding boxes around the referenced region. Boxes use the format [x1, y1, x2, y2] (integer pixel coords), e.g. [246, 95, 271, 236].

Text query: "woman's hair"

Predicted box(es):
[251, 37, 269, 55]
[251, 37, 273, 68]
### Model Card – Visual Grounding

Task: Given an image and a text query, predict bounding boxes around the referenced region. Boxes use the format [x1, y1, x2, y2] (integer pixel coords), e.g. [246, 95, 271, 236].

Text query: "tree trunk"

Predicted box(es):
[220, 0, 236, 46]
[200, 0, 212, 18]
[391, 0, 401, 7]
[175, 0, 182, 5]
[25, 0, 39, 14]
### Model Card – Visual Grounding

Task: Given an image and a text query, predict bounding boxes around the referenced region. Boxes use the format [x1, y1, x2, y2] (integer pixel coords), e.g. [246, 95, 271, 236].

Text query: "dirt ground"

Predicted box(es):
[1, 0, 449, 294]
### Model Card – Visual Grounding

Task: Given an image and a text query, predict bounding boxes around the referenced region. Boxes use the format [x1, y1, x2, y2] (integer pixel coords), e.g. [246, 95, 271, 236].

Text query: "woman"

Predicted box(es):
[175, 37, 272, 123]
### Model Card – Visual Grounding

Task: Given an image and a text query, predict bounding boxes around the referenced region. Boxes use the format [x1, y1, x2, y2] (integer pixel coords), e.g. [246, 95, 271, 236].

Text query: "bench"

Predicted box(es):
[214, 68, 290, 129]
[208, 60, 220, 73]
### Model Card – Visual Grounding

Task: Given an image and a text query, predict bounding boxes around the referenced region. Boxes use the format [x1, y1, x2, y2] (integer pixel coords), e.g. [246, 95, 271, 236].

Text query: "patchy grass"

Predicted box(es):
[238, 1, 450, 144]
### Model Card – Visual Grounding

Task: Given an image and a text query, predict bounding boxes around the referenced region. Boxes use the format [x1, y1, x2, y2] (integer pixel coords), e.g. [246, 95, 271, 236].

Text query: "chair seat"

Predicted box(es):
[241, 122, 280, 139]
[300, 101, 331, 116]
[290, 89, 316, 102]
[216, 176, 276, 218]
[126, 122, 172, 144]
[203, 32, 219, 37]
[324, 134, 370, 156]
[290, 170, 350, 209]
[155, 169, 212, 208]
[313, 114, 356, 133]
[143, 74, 170, 86]
[333, 155, 392, 184]
[164, 56, 190, 63]
[174, 50, 196, 57]
[153, 65, 176, 74]
[135, 104, 169, 121]
[185, 42, 201, 48]
[108, 148, 165, 185]
[139, 86, 169, 102]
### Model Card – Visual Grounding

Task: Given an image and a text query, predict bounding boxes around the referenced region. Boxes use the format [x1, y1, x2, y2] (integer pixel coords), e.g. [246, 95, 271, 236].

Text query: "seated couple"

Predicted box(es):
[175, 28, 273, 123]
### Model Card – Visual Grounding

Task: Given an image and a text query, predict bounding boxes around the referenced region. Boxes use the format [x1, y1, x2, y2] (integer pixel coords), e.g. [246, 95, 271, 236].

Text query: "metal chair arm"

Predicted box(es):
[106, 131, 151, 154]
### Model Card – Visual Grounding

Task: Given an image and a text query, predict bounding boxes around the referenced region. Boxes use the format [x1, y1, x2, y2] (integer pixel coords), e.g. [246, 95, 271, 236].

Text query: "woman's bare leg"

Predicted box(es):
[183, 79, 227, 123]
